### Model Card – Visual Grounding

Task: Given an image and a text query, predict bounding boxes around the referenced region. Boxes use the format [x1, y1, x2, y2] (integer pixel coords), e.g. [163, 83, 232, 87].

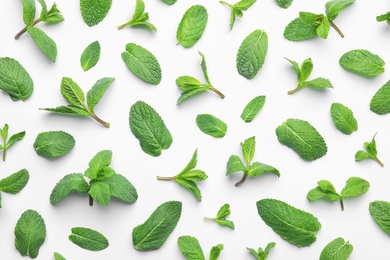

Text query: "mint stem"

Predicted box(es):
[156, 176, 175, 181]
[210, 86, 225, 99]
[15, 19, 41, 40]
[340, 198, 344, 211]
[91, 114, 110, 128]
[329, 19, 344, 38]
[288, 85, 301, 94]
[117, 22, 129, 30]
[2, 138, 6, 161]
[235, 174, 248, 187]
[89, 195, 93, 206]
[204, 217, 216, 221]
[375, 157, 384, 167]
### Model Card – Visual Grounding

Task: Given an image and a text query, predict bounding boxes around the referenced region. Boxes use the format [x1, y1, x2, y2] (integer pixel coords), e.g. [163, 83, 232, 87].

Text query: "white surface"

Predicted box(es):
[0, 0, 390, 259]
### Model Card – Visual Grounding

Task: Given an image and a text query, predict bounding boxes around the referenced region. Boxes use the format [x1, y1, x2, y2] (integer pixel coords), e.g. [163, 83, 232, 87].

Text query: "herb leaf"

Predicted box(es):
[27, 26, 57, 62]
[132, 201, 182, 250]
[320, 237, 353, 260]
[355, 133, 383, 167]
[205, 203, 235, 229]
[176, 5, 208, 48]
[22, 0, 36, 25]
[241, 96, 266, 122]
[117, 0, 156, 32]
[283, 17, 318, 41]
[236, 29, 268, 79]
[376, 12, 390, 24]
[80, 41, 101, 72]
[330, 103, 358, 134]
[162, 0, 177, 5]
[101, 174, 138, 203]
[256, 199, 321, 247]
[209, 244, 224, 260]
[50, 173, 89, 205]
[60, 77, 86, 107]
[275, 0, 292, 9]
[369, 200, 390, 235]
[226, 155, 246, 175]
[69, 227, 109, 251]
[88, 181, 111, 206]
[86, 77, 114, 112]
[14, 210, 46, 258]
[84, 150, 113, 180]
[370, 80, 390, 115]
[178, 236, 205, 260]
[340, 177, 370, 198]
[339, 49, 385, 77]
[0, 169, 29, 195]
[220, 0, 256, 30]
[54, 252, 66, 260]
[80, 0, 112, 26]
[196, 114, 227, 138]
[247, 242, 276, 260]
[33, 131, 75, 158]
[325, 0, 355, 20]
[0, 124, 25, 161]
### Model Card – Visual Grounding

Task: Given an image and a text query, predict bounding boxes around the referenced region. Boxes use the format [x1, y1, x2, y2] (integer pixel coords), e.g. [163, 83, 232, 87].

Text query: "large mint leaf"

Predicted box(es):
[80, 0, 112, 26]
[50, 173, 89, 205]
[0, 169, 29, 194]
[176, 5, 208, 48]
[33, 131, 76, 158]
[27, 26, 57, 62]
[241, 96, 266, 123]
[320, 237, 353, 260]
[196, 114, 227, 138]
[370, 80, 390, 115]
[339, 49, 385, 78]
[69, 227, 109, 251]
[330, 103, 358, 135]
[369, 200, 390, 235]
[178, 236, 205, 260]
[284, 17, 317, 41]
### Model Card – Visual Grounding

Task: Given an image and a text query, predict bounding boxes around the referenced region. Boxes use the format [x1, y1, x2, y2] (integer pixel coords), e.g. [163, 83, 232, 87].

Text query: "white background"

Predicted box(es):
[1, 0, 390, 259]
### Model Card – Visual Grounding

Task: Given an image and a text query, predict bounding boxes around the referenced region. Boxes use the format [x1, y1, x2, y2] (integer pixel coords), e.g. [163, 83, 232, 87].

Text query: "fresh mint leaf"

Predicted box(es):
[256, 199, 321, 247]
[176, 76, 202, 91]
[84, 150, 113, 180]
[0, 123, 25, 161]
[320, 237, 353, 260]
[161, 0, 177, 5]
[54, 252, 66, 260]
[33, 131, 75, 158]
[69, 227, 109, 251]
[275, 118, 327, 161]
[330, 103, 358, 134]
[247, 242, 276, 260]
[101, 174, 138, 203]
[241, 136, 255, 164]
[27, 26, 57, 62]
[50, 173, 89, 205]
[133, 201, 182, 250]
[241, 96, 266, 123]
[80, 41, 101, 72]
[129, 101, 172, 156]
[340, 177, 370, 198]
[22, 0, 36, 25]
[209, 244, 224, 260]
[316, 16, 331, 39]
[220, 0, 256, 30]
[45, 3, 64, 23]
[88, 181, 111, 206]
[178, 236, 205, 260]
[118, 0, 156, 32]
[236, 29, 268, 79]
[176, 5, 208, 48]
[283, 17, 318, 41]
[355, 133, 383, 167]
[0, 169, 29, 195]
[377, 11, 390, 25]
[60, 77, 85, 107]
[86, 77, 114, 112]
[370, 80, 390, 115]
[325, 0, 355, 20]
[40, 105, 91, 116]
[80, 0, 112, 26]
[339, 49, 385, 77]
[299, 12, 324, 23]
[275, 0, 292, 9]
[369, 200, 390, 235]
[196, 114, 227, 138]
[0, 57, 34, 101]
[205, 203, 235, 229]
[14, 209, 46, 258]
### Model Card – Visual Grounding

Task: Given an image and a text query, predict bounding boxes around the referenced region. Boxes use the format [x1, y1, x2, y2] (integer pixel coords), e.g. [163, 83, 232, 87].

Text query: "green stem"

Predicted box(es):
[15, 19, 41, 40]
[375, 157, 384, 167]
[89, 194, 93, 206]
[209, 86, 225, 99]
[156, 176, 175, 181]
[340, 198, 344, 211]
[118, 22, 129, 30]
[235, 173, 248, 187]
[288, 85, 301, 94]
[329, 19, 344, 38]
[91, 113, 110, 128]
[204, 217, 216, 221]
[2, 138, 6, 161]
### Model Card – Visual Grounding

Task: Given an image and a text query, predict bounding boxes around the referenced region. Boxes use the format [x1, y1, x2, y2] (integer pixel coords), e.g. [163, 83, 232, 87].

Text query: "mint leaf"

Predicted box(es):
[256, 199, 321, 247]
[0, 57, 34, 101]
[276, 118, 327, 161]
[325, 0, 355, 20]
[196, 114, 227, 138]
[40, 106, 91, 116]
[54, 252, 66, 260]
[14, 210, 46, 258]
[177, 87, 209, 105]
[129, 101, 172, 156]
[27, 26, 57, 62]
[176, 5, 208, 48]
[22, 0, 36, 25]
[370, 80, 390, 115]
[101, 174, 138, 203]
[161, 0, 177, 5]
[299, 12, 324, 24]
[236, 29, 268, 79]
[248, 162, 280, 177]
[121, 43, 162, 85]
[316, 16, 331, 39]
[320, 237, 353, 260]
[355, 133, 383, 167]
[307, 180, 340, 202]
[339, 49, 385, 77]
[60, 77, 86, 107]
[178, 236, 205, 260]
[33, 131, 75, 159]
[80, 41, 101, 72]
[0, 169, 29, 194]
[88, 181, 111, 206]
[84, 150, 113, 180]
[226, 155, 246, 175]
[209, 244, 224, 260]
[50, 173, 89, 205]
[0, 123, 25, 161]
[45, 3, 64, 23]
[117, 0, 156, 32]
[340, 177, 370, 198]
[205, 203, 235, 229]
[86, 77, 114, 112]
[7, 131, 26, 149]
[176, 76, 202, 91]
[275, 0, 292, 9]
[132, 201, 182, 250]
[80, 0, 112, 26]
[69, 227, 109, 251]
[369, 200, 390, 235]
[377, 11, 390, 24]
[247, 242, 276, 260]
[241, 136, 256, 163]
[284, 17, 317, 41]
[330, 103, 358, 134]
[241, 96, 266, 123]
[220, 0, 256, 30]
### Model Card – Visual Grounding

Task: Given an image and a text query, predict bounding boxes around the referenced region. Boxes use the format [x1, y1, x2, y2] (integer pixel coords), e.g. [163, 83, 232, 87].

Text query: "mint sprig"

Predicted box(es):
[219, 0, 256, 30]
[355, 133, 384, 167]
[0, 124, 25, 161]
[118, 0, 156, 32]
[204, 203, 235, 229]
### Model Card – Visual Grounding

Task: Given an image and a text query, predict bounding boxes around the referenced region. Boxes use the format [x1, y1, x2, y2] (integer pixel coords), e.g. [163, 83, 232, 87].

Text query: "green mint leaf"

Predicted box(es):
[37, 0, 47, 21]
[236, 29, 268, 79]
[54, 252, 66, 260]
[161, 0, 177, 5]
[304, 77, 333, 89]
[178, 236, 205, 260]
[80, 0, 112, 26]
[176, 5, 208, 48]
[354, 150, 373, 161]
[364, 134, 377, 156]
[215, 219, 235, 229]
[86, 77, 114, 112]
[307, 180, 340, 202]
[129, 101, 172, 156]
[177, 170, 207, 182]
[339, 49, 385, 78]
[284, 17, 318, 41]
[299, 12, 324, 24]
[376, 12, 390, 24]
[33, 131, 75, 159]
[229, 10, 236, 30]
[0, 124, 8, 141]
[370, 80, 390, 115]
[40, 106, 90, 116]
[14, 210, 46, 259]
[248, 162, 280, 177]
[101, 173, 138, 203]
[247, 247, 261, 260]
[276, 118, 327, 161]
[176, 76, 202, 91]
[234, 0, 256, 10]
[60, 77, 86, 107]
[205, 203, 235, 229]
[80, 41, 101, 72]
[285, 57, 300, 73]
[50, 173, 89, 205]
[69, 227, 109, 251]
[320, 237, 353, 260]
[88, 181, 111, 206]
[340, 177, 370, 198]
[221, 0, 256, 30]
[330, 103, 358, 134]
[175, 178, 203, 201]
[177, 149, 198, 175]
[256, 199, 321, 247]
[132, 201, 182, 250]
[241, 96, 266, 123]
[27, 26, 57, 62]
[198, 51, 211, 85]
[6, 131, 26, 149]
[316, 16, 330, 39]
[226, 155, 246, 175]
[264, 242, 276, 256]
[0, 57, 34, 101]
[45, 3, 64, 23]
[241, 136, 256, 164]
[196, 114, 227, 138]
[121, 43, 162, 85]
[369, 200, 390, 235]
[117, 0, 156, 32]
[355, 133, 383, 166]
[247, 242, 276, 260]
[177, 87, 209, 105]
[298, 58, 313, 83]
[0, 169, 29, 194]
[216, 203, 231, 219]
[275, 0, 293, 8]
[22, 0, 36, 25]
[84, 150, 113, 180]
[209, 244, 224, 260]
[325, 0, 355, 20]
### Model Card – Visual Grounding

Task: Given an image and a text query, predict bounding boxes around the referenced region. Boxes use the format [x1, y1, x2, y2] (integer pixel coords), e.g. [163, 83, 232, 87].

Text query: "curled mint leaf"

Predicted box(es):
[355, 133, 383, 167]
[118, 0, 156, 32]
[247, 242, 276, 260]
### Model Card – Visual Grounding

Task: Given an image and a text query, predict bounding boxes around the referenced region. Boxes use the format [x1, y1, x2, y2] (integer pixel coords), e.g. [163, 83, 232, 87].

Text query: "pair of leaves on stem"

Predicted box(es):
[320, 238, 353, 260]
[50, 150, 138, 206]
[355, 133, 384, 167]
[69, 227, 109, 251]
[178, 236, 223, 260]
[118, 0, 156, 32]
[339, 49, 385, 78]
[177, 5, 208, 48]
[219, 0, 256, 30]
[176, 51, 225, 105]
[33, 131, 75, 158]
[18, 0, 64, 62]
[227, 136, 280, 187]
[330, 103, 358, 135]
[307, 177, 370, 211]
[40, 77, 114, 127]
[275, 0, 293, 9]
[247, 242, 276, 260]
[284, 0, 355, 41]
[285, 57, 333, 94]
[80, 0, 112, 27]
[204, 203, 235, 229]
[0, 169, 29, 208]
[0, 124, 25, 161]
[157, 150, 207, 201]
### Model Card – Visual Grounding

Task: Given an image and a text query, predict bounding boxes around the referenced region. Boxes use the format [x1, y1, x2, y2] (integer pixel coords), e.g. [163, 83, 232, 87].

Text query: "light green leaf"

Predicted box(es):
[101, 174, 138, 203]
[209, 244, 224, 260]
[86, 77, 114, 111]
[6, 131, 26, 149]
[121, 43, 162, 85]
[241, 136, 256, 164]
[206, 203, 235, 229]
[40, 106, 90, 116]
[364, 134, 377, 156]
[176, 76, 202, 91]
[0, 169, 29, 194]
[340, 177, 370, 198]
[355, 133, 383, 166]
[161, 0, 177, 5]
[50, 173, 89, 205]
[264, 242, 276, 255]
[33, 131, 75, 158]
[118, 0, 156, 32]
[234, 0, 256, 10]
[248, 162, 280, 177]
[325, 0, 355, 20]
[241, 96, 266, 123]
[236, 29, 268, 79]
[54, 252, 66, 260]
[316, 16, 330, 39]
[132, 201, 182, 250]
[370, 80, 390, 115]
[369, 200, 390, 235]
[256, 199, 321, 247]
[330, 103, 358, 134]
[298, 58, 313, 84]
[215, 219, 235, 229]
[176, 87, 209, 105]
[69, 227, 109, 251]
[376, 12, 390, 24]
[196, 114, 227, 138]
[177, 149, 198, 176]
[0, 124, 8, 141]
[177, 170, 207, 182]
[60, 77, 85, 107]
[45, 3, 64, 23]
[305, 77, 333, 89]
[37, 0, 47, 21]
[275, 0, 293, 9]
[176, 5, 208, 48]
[178, 236, 205, 260]
[198, 51, 211, 85]
[176, 178, 202, 201]
[285, 58, 300, 73]
[80, 41, 101, 72]
[284, 17, 318, 41]
[247, 242, 276, 260]
[307, 181, 340, 202]
[226, 155, 246, 175]
[84, 150, 113, 180]
[216, 203, 231, 219]
[88, 181, 111, 206]
[27, 26, 57, 62]
[80, 0, 112, 26]
[339, 49, 385, 78]
[22, 0, 36, 25]
[320, 237, 353, 260]
[0, 57, 34, 101]
[299, 12, 324, 24]
[354, 150, 373, 161]
[14, 210, 46, 259]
